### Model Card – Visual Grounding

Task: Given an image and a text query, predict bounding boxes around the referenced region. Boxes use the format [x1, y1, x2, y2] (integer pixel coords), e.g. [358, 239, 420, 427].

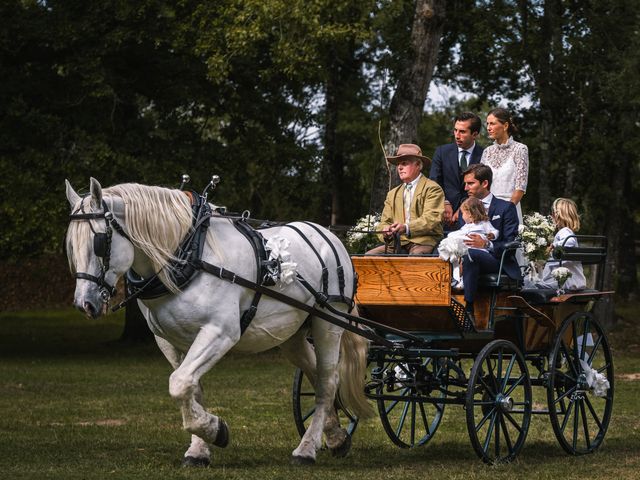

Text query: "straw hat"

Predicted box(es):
[386, 143, 430, 167]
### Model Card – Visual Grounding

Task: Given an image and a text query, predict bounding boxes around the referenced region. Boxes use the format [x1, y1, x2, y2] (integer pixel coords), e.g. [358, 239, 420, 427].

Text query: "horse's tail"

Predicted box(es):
[338, 307, 374, 419]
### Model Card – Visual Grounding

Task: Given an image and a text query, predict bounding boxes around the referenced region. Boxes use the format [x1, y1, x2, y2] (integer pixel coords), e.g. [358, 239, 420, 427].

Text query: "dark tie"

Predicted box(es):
[459, 150, 468, 169]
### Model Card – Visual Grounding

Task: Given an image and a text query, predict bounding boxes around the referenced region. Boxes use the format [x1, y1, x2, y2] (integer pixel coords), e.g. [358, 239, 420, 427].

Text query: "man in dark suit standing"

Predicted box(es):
[460, 164, 521, 324]
[430, 112, 483, 231]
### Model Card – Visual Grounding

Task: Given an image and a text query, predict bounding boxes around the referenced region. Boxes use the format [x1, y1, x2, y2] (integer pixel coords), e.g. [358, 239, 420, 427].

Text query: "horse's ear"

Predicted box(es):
[89, 177, 103, 208]
[65, 179, 81, 209]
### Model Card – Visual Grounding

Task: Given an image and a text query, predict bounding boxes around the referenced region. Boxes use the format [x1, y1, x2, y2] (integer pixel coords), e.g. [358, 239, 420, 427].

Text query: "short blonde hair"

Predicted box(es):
[552, 198, 580, 231]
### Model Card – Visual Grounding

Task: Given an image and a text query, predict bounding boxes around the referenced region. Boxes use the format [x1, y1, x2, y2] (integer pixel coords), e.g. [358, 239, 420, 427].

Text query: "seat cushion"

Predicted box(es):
[478, 274, 523, 290]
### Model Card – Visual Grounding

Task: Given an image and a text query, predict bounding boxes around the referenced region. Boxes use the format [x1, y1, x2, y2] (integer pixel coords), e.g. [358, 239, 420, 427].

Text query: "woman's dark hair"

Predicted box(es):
[488, 107, 518, 136]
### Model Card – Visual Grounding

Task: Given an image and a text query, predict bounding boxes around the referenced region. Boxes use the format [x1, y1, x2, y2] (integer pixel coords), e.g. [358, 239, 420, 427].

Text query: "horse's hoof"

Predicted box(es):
[182, 456, 210, 468]
[212, 419, 229, 448]
[330, 433, 352, 458]
[291, 455, 316, 466]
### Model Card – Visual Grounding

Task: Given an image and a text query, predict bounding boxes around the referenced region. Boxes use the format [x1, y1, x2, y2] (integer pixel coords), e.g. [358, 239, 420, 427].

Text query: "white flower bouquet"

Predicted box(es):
[346, 213, 381, 253]
[552, 266, 572, 294]
[518, 212, 555, 264]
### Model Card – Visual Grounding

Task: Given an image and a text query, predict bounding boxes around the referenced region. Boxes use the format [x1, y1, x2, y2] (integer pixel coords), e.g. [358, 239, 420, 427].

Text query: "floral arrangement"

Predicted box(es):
[518, 212, 555, 264]
[551, 266, 572, 284]
[265, 236, 297, 285]
[346, 213, 381, 253]
[552, 266, 572, 294]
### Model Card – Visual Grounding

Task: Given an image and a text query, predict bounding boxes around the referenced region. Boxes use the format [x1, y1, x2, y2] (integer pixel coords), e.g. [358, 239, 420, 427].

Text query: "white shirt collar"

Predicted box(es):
[458, 143, 476, 156]
[481, 192, 494, 209]
[405, 173, 422, 189]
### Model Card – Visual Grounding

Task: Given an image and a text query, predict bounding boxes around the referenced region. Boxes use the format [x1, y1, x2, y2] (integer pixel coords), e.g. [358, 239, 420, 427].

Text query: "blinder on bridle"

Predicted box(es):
[69, 198, 131, 302]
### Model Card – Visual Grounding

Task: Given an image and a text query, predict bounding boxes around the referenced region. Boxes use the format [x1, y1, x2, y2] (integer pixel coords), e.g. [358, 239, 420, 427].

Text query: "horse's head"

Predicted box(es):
[65, 178, 134, 319]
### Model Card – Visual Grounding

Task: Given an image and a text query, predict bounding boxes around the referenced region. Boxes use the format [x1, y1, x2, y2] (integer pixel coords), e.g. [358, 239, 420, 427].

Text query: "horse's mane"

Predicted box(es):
[67, 183, 219, 294]
[106, 184, 195, 292]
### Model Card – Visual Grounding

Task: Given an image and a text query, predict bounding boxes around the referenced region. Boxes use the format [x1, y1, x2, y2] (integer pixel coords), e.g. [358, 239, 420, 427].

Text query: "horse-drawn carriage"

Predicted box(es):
[293, 238, 613, 464]
[64, 177, 613, 468]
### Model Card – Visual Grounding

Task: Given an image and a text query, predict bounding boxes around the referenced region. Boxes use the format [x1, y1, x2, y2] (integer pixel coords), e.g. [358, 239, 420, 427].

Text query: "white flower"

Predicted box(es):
[518, 224, 525, 234]
[279, 261, 298, 284]
[552, 267, 572, 281]
[266, 236, 291, 262]
[537, 237, 548, 246]
[580, 359, 610, 397]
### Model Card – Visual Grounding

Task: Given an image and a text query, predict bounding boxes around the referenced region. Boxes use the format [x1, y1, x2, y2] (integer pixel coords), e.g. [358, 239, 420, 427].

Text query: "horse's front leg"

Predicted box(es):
[166, 325, 237, 463]
[154, 335, 213, 467]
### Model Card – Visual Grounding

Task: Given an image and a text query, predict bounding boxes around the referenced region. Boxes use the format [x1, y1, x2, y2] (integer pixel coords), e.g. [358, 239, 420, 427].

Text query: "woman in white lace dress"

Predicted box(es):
[481, 108, 529, 223]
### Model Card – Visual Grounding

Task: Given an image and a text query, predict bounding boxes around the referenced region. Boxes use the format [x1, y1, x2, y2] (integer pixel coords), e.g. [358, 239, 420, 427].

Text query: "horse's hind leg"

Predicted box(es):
[280, 328, 350, 457]
[156, 333, 231, 467]
[288, 318, 343, 464]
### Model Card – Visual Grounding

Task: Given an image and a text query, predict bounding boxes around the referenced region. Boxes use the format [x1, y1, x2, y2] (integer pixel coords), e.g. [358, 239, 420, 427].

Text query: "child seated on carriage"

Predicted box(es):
[525, 198, 586, 290]
[438, 197, 498, 287]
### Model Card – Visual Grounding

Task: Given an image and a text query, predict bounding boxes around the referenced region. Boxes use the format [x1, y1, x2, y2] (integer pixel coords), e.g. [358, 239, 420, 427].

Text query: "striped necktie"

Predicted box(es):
[403, 183, 412, 222]
[460, 150, 469, 169]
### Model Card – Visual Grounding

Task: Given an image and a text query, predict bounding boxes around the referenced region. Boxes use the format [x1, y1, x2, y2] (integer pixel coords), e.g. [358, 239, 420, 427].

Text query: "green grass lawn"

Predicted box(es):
[0, 304, 639, 480]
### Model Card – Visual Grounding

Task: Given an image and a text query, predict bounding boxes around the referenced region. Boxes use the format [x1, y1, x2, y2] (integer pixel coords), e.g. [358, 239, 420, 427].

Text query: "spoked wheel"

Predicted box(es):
[466, 340, 532, 464]
[291, 368, 358, 438]
[547, 311, 614, 455]
[375, 356, 446, 448]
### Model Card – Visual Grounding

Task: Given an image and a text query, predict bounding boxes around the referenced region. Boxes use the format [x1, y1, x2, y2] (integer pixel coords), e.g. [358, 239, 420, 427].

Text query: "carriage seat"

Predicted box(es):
[478, 273, 523, 290]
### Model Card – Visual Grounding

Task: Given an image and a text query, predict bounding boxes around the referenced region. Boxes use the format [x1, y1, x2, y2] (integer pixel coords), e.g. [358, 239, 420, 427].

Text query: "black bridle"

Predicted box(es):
[69, 199, 131, 302]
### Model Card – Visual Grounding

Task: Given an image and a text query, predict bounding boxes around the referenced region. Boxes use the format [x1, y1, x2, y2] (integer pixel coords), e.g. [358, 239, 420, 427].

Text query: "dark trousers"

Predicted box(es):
[461, 249, 501, 304]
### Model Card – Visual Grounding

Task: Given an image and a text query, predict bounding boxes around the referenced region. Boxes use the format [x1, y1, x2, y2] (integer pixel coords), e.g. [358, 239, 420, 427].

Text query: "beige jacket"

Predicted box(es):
[378, 174, 444, 247]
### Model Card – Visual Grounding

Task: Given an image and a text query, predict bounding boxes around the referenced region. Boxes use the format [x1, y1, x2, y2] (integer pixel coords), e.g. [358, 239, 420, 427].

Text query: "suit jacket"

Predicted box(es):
[460, 195, 520, 278]
[429, 143, 483, 212]
[378, 174, 444, 247]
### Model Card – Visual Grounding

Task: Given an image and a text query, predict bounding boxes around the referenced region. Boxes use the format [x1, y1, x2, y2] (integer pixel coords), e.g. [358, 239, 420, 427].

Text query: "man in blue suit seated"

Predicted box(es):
[429, 112, 484, 231]
[460, 164, 521, 325]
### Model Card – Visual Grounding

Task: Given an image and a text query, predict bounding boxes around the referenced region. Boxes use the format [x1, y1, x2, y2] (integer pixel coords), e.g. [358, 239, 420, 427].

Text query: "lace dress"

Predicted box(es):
[481, 136, 529, 222]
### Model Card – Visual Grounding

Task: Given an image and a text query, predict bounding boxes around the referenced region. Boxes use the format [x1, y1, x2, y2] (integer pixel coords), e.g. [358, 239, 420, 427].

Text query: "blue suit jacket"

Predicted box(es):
[429, 143, 483, 212]
[459, 195, 521, 279]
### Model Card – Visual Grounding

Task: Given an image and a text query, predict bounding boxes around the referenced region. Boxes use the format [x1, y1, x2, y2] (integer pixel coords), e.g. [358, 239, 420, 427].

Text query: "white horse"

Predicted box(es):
[64, 178, 372, 467]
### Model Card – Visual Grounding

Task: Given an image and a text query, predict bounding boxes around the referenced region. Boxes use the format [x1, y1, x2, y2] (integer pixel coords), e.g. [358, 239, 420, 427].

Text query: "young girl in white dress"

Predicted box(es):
[439, 197, 498, 286]
[528, 198, 587, 290]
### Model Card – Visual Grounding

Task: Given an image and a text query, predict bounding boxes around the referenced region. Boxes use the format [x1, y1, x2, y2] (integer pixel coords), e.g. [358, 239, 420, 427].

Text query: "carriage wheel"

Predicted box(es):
[291, 368, 358, 439]
[465, 340, 532, 464]
[547, 311, 614, 455]
[376, 356, 446, 448]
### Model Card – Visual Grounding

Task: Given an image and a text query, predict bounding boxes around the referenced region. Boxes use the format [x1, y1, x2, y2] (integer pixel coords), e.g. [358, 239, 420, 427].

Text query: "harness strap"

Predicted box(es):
[301, 221, 347, 301]
[282, 223, 329, 295]
[192, 259, 409, 348]
[232, 218, 265, 334]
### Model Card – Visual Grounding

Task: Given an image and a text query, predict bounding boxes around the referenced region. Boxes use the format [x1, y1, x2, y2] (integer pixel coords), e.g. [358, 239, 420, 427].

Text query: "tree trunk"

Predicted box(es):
[324, 58, 343, 226]
[371, 0, 447, 212]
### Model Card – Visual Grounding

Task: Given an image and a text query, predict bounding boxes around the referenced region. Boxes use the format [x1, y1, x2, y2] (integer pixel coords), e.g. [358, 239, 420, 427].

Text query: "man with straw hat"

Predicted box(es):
[366, 144, 444, 255]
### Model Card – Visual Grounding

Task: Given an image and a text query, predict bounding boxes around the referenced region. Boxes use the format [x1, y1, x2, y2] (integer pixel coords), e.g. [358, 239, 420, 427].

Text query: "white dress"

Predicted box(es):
[530, 227, 587, 290]
[446, 220, 499, 252]
[481, 136, 529, 223]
